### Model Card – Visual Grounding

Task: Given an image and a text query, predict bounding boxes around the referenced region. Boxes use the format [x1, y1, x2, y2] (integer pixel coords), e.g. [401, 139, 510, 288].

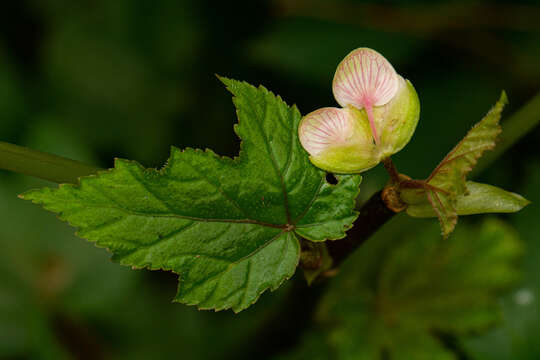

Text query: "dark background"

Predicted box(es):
[0, 0, 539, 359]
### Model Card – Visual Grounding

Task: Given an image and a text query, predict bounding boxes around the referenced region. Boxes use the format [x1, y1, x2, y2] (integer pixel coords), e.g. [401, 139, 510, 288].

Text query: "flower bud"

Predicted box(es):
[299, 48, 420, 174]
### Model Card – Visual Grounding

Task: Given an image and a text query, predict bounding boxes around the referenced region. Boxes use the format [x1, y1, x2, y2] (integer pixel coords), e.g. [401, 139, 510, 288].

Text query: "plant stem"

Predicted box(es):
[0, 141, 101, 184]
[326, 190, 396, 268]
[383, 157, 401, 184]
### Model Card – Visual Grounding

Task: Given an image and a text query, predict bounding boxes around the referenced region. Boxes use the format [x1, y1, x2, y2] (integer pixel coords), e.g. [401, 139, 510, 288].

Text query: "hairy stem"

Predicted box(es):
[382, 157, 401, 184]
[0, 141, 101, 184]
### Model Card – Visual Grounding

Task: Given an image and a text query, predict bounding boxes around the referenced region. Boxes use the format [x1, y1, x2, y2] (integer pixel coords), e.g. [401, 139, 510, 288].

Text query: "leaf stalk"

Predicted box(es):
[0, 141, 100, 184]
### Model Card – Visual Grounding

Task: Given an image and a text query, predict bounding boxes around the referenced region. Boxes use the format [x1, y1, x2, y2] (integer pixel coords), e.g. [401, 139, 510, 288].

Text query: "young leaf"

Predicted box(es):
[426, 187, 458, 238]
[407, 181, 530, 218]
[21, 78, 361, 312]
[428, 92, 507, 194]
[402, 92, 509, 237]
[281, 219, 523, 359]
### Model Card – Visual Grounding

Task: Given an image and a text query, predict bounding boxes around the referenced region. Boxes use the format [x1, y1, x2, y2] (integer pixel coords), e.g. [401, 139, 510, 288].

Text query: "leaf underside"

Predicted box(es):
[22, 78, 361, 312]
[425, 92, 508, 237]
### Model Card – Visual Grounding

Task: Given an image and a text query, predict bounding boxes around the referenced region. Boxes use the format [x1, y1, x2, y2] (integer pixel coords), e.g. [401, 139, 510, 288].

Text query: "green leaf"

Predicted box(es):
[281, 219, 523, 359]
[425, 186, 458, 238]
[403, 92, 509, 237]
[407, 181, 530, 218]
[428, 91, 507, 194]
[21, 78, 361, 312]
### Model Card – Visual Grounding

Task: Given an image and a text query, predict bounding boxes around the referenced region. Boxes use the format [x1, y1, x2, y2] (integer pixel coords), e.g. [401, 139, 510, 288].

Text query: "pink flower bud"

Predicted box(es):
[299, 47, 420, 174]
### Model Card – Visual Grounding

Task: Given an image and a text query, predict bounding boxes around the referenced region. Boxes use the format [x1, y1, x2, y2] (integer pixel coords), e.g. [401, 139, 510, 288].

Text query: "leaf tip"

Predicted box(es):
[18, 187, 44, 202]
[499, 90, 509, 106]
[518, 195, 531, 208]
[215, 73, 228, 85]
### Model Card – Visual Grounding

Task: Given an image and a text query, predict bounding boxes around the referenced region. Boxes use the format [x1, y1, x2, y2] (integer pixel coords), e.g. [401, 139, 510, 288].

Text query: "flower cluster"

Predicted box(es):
[298, 48, 420, 173]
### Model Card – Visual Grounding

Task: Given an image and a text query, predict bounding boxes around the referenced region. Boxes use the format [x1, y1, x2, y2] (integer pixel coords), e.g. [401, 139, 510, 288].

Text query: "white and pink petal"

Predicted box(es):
[298, 107, 356, 156]
[298, 107, 379, 173]
[332, 48, 399, 110]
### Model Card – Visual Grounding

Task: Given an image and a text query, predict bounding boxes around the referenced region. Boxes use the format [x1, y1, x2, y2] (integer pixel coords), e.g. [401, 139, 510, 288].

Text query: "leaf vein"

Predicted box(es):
[293, 176, 325, 224]
[250, 93, 291, 223]
[68, 203, 285, 229]
[180, 159, 255, 221]
[181, 230, 286, 299]
[125, 165, 176, 213]
[239, 260, 252, 308]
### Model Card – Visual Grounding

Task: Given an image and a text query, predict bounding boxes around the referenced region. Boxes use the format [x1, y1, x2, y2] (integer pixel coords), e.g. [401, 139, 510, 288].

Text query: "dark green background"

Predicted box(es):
[0, 0, 539, 359]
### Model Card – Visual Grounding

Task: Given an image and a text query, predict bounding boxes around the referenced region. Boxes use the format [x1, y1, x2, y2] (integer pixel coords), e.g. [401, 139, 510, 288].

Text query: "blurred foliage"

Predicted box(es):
[463, 166, 540, 359]
[278, 219, 523, 359]
[0, 0, 539, 359]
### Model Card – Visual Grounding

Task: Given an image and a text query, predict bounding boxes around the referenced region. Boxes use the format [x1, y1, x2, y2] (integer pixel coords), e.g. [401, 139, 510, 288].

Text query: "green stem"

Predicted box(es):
[0, 141, 101, 184]
[473, 91, 540, 176]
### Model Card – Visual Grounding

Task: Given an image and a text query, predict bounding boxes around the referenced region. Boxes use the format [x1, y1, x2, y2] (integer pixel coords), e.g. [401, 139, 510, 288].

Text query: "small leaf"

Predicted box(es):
[407, 92, 508, 237]
[407, 181, 530, 218]
[428, 91, 507, 194]
[426, 187, 458, 238]
[282, 219, 523, 359]
[21, 78, 361, 312]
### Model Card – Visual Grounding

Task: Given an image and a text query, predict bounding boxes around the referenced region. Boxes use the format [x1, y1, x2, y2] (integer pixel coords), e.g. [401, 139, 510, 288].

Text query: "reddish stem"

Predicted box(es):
[382, 157, 400, 184]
